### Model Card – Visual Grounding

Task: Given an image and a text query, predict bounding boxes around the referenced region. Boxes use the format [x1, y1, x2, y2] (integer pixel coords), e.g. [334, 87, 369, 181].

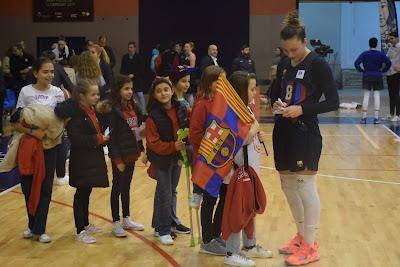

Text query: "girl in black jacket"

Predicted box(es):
[55, 79, 109, 244]
[99, 74, 145, 237]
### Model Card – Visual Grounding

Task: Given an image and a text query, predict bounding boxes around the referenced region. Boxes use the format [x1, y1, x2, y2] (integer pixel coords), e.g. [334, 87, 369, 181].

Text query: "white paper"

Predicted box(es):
[104, 127, 110, 136]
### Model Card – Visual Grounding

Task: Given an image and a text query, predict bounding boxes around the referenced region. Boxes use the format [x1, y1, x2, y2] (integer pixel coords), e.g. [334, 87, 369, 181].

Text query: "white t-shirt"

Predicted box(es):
[16, 84, 65, 110]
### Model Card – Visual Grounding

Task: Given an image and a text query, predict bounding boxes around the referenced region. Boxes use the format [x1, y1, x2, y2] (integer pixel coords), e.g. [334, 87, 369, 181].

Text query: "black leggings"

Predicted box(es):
[387, 73, 400, 116]
[110, 163, 135, 222]
[200, 184, 227, 244]
[73, 187, 92, 234]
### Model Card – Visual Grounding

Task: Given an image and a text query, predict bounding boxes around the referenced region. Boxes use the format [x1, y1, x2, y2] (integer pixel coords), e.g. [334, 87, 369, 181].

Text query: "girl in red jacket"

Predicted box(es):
[222, 71, 272, 267]
[145, 77, 190, 245]
[189, 65, 227, 255]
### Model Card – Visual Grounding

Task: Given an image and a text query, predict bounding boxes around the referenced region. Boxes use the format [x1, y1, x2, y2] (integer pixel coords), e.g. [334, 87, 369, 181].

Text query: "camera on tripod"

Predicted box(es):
[310, 39, 334, 57]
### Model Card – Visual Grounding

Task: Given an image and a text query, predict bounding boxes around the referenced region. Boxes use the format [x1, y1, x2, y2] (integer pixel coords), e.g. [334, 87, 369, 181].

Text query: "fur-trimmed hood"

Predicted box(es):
[95, 99, 113, 114]
[21, 104, 64, 149]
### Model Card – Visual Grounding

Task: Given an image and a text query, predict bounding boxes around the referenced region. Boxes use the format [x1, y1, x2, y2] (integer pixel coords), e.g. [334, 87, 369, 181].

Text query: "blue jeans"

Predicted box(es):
[21, 146, 58, 235]
[152, 164, 181, 235]
[170, 164, 181, 226]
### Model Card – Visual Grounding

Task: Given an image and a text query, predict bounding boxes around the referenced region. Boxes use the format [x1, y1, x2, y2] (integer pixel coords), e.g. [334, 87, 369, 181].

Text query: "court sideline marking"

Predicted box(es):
[9, 190, 181, 267]
[355, 125, 380, 149]
[260, 166, 400, 185]
[381, 124, 400, 142]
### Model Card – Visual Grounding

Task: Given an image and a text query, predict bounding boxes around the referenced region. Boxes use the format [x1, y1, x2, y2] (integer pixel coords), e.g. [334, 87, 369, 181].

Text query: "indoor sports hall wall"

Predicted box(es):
[0, 0, 296, 79]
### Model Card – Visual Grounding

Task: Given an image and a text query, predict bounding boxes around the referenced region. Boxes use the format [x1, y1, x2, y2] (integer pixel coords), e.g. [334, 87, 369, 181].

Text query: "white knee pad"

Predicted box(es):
[295, 174, 320, 244]
[280, 174, 305, 235]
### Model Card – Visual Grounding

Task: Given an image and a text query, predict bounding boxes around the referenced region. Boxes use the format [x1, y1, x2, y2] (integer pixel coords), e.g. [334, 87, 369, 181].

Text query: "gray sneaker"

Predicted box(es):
[76, 230, 96, 244]
[112, 222, 127, 237]
[23, 228, 33, 239]
[215, 236, 226, 247]
[200, 238, 227, 256]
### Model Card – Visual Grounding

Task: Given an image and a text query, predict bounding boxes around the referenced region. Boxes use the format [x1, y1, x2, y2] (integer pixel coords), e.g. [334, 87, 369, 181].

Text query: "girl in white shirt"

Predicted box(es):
[14, 57, 64, 243]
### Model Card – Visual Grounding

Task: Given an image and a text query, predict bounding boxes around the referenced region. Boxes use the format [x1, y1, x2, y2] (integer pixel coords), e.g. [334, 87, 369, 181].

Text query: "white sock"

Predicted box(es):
[374, 90, 380, 119]
[295, 174, 320, 245]
[280, 174, 304, 236]
[362, 90, 370, 119]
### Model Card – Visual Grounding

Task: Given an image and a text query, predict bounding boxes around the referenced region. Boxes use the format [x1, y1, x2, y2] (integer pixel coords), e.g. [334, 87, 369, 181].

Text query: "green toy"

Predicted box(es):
[177, 128, 201, 246]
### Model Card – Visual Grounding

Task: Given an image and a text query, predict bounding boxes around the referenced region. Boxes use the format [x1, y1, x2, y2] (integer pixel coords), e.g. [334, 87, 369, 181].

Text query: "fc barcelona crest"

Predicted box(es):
[199, 120, 236, 168]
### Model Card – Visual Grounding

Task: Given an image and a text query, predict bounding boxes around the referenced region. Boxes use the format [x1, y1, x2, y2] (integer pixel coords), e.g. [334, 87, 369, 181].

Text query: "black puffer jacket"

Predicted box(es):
[97, 99, 144, 161]
[55, 99, 109, 188]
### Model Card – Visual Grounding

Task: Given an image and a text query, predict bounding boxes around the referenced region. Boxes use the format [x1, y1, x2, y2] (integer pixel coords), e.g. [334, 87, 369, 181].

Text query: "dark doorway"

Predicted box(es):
[139, 0, 249, 73]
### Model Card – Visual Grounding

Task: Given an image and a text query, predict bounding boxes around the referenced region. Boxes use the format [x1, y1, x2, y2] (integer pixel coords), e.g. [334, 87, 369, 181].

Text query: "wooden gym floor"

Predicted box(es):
[0, 92, 400, 267]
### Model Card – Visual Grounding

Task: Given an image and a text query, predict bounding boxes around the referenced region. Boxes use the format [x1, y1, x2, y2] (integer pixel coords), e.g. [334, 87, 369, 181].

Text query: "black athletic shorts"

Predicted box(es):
[273, 116, 322, 172]
[362, 76, 383, 91]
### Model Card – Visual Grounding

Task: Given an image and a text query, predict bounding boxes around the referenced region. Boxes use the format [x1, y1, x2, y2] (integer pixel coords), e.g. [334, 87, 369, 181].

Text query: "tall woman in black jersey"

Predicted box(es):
[271, 11, 339, 266]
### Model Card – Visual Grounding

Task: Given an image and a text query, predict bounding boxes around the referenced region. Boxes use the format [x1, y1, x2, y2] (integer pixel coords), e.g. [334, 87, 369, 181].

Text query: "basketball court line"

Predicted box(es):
[381, 124, 400, 142]
[355, 125, 380, 149]
[10, 190, 181, 267]
[260, 166, 400, 185]
[0, 184, 20, 196]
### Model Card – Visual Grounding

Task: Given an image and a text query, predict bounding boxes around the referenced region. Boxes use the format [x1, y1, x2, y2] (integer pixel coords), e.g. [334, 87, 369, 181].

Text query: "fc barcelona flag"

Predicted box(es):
[379, 0, 398, 53]
[192, 74, 254, 197]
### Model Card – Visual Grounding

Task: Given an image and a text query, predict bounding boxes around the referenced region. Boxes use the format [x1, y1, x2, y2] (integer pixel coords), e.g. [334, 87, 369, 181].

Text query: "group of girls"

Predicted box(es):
[14, 11, 338, 267]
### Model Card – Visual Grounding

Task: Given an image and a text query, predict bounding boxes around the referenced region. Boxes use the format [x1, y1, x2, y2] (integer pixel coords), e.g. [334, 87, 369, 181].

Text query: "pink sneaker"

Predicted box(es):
[278, 233, 304, 255]
[285, 242, 319, 266]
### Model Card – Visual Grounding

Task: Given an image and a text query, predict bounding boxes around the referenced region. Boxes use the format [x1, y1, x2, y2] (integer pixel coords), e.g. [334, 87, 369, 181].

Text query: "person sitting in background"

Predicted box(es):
[2, 46, 14, 89]
[98, 35, 116, 71]
[10, 43, 35, 95]
[52, 36, 75, 65]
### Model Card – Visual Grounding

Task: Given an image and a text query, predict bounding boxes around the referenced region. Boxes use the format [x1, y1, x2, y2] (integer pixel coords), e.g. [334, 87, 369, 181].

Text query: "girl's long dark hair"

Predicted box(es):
[146, 77, 173, 113]
[109, 74, 133, 105]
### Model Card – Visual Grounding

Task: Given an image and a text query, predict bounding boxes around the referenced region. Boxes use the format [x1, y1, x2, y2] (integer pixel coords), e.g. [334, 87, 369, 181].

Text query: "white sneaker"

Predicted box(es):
[76, 230, 96, 244]
[23, 228, 33, 238]
[103, 146, 109, 155]
[112, 222, 127, 237]
[56, 175, 69, 186]
[386, 114, 393, 121]
[392, 115, 400, 122]
[85, 224, 102, 234]
[122, 217, 144, 231]
[33, 233, 51, 243]
[242, 244, 273, 258]
[158, 234, 174, 245]
[224, 253, 255, 266]
[190, 193, 203, 209]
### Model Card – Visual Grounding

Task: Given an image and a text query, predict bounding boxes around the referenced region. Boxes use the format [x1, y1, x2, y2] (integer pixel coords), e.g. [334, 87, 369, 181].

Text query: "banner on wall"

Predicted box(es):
[379, 0, 398, 53]
[33, 0, 94, 22]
